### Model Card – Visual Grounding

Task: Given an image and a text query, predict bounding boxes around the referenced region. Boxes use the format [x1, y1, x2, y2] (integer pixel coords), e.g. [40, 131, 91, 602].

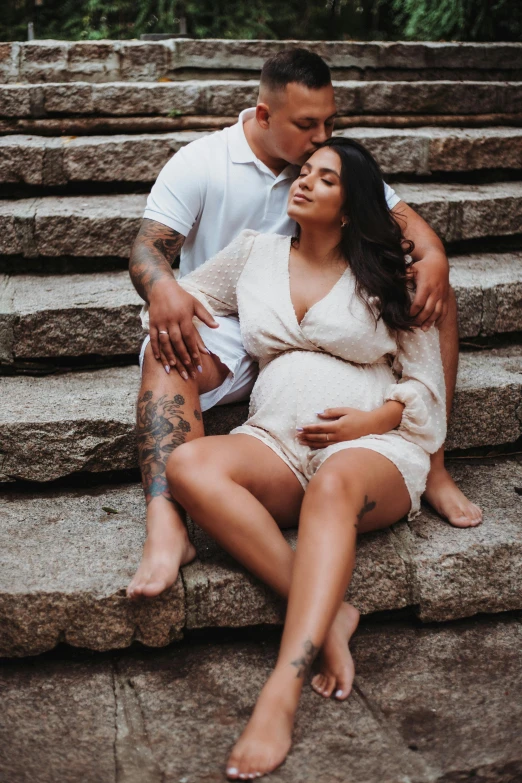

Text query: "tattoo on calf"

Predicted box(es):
[291, 639, 319, 679]
[355, 495, 377, 527]
[136, 391, 191, 505]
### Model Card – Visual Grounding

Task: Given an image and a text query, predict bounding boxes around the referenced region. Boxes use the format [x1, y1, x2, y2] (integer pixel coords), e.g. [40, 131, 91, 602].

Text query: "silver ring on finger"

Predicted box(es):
[326, 434, 329, 442]
[158, 330, 169, 335]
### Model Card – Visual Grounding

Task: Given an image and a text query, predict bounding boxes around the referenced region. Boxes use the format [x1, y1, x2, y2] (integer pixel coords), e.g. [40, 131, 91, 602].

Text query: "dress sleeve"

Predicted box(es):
[177, 229, 258, 318]
[383, 325, 447, 454]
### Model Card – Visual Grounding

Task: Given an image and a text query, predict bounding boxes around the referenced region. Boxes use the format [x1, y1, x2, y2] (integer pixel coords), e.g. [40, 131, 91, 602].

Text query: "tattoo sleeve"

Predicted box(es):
[136, 390, 193, 505]
[129, 218, 186, 302]
[291, 640, 319, 679]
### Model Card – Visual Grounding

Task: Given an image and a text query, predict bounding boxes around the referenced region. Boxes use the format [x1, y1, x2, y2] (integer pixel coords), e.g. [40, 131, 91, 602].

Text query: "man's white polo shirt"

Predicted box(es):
[143, 108, 400, 277]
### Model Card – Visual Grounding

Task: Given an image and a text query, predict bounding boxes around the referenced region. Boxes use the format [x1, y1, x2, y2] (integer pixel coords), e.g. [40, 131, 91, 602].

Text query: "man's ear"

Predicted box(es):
[255, 103, 271, 130]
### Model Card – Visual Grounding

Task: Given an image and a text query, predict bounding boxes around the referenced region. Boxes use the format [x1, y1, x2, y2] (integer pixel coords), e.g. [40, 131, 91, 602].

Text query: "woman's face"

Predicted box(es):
[287, 147, 345, 228]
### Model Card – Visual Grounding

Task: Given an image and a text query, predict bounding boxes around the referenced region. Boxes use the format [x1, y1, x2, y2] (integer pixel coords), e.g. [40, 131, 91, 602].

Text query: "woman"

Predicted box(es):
[165, 138, 446, 780]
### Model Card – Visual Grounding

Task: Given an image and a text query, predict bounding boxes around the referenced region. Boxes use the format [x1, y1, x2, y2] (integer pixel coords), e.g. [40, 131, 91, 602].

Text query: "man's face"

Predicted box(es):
[264, 82, 337, 166]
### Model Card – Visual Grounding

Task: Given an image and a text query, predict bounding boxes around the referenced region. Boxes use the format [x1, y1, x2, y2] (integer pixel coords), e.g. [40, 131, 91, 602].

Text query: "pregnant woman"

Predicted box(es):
[166, 138, 446, 779]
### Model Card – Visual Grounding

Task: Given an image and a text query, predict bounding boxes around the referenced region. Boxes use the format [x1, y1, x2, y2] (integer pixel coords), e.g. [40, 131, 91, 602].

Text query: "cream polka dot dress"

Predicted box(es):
[179, 229, 447, 519]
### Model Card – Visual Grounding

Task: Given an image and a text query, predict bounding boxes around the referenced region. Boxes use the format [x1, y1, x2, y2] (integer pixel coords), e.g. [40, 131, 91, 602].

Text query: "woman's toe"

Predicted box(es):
[323, 675, 336, 698]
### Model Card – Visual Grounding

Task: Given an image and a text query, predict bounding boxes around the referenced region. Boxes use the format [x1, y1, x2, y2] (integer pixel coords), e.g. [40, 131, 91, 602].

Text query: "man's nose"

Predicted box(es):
[310, 125, 328, 144]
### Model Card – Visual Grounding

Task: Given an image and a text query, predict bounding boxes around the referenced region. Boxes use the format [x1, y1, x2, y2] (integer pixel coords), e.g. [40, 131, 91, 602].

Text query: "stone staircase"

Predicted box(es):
[1, 40, 522, 658]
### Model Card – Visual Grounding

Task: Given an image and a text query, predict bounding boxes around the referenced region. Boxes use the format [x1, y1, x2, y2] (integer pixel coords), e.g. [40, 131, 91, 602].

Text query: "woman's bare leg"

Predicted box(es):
[424, 289, 482, 527]
[167, 435, 359, 708]
[224, 448, 411, 780]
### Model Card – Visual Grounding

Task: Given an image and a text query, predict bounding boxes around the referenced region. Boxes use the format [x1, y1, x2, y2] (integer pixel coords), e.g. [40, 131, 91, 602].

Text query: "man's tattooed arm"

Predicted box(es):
[129, 218, 186, 303]
[291, 640, 320, 679]
[136, 390, 192, 505]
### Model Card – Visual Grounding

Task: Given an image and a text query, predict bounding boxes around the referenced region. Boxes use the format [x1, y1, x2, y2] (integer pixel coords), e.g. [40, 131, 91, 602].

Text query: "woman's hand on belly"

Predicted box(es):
[296, 401, 405, 449]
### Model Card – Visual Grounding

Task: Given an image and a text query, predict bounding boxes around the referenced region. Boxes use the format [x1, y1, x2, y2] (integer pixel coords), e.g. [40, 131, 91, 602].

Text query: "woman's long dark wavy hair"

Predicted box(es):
[292, 137, 416, 332]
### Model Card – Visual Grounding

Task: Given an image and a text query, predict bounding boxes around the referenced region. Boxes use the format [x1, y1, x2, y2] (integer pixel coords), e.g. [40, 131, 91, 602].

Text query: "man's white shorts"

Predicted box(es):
[139, 315, 258, 412]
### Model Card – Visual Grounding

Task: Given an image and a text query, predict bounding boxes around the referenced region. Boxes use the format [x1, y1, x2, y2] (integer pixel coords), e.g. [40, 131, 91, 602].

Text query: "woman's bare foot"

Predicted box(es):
[311, 602, 359, 701]
[424, 466, 482, 528]
[225, 670, 299, 780]
[126, 498, 197, 599]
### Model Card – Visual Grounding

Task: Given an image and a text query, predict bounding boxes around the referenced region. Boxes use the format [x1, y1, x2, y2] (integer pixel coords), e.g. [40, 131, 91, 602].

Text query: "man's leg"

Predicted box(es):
[423, 288, 482, 527]
[126, 342, 229, 598]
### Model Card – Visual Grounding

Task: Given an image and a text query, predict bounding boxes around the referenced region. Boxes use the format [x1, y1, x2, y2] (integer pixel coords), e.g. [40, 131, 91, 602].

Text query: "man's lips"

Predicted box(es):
[293, 192, 312, 202]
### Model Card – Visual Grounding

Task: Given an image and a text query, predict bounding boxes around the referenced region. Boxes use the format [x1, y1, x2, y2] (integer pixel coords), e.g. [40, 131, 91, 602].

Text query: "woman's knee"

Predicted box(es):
[308, 460, 356, 503]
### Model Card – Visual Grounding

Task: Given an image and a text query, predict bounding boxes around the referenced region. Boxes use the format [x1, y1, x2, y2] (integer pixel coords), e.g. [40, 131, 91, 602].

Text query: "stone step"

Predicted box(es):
[1, 80, 521, 120]
[1, 253, 520, 364]
[1, 614, 520, 783]
[0, 348, 521, 483]
[2, 183, 522, 260]
[2, 127, 522, 187]
[1, 39, 521, 84]
[1, 458, 520, 657]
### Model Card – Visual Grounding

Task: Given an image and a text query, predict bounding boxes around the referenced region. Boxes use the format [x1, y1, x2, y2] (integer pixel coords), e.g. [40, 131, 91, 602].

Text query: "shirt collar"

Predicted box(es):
[228, 107, 301, 182]
[227, 108, 258, 164]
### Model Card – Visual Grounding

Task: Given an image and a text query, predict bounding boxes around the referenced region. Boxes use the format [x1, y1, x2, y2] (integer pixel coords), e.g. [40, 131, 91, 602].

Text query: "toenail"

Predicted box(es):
[226, 768, 238, 775]
[335, 689, 343, 698]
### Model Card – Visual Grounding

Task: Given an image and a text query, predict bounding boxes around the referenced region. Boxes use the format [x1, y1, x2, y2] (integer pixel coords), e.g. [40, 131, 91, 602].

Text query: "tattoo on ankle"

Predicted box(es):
[291, 639, 319, 679]
[355, 495, 376, 527]
[194, 409, 202, 421]
[136, 391, 191, 505]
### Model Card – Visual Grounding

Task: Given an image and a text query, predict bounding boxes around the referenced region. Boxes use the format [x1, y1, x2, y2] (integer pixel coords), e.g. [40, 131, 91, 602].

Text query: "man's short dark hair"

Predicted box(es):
[260, 48, 331, 92]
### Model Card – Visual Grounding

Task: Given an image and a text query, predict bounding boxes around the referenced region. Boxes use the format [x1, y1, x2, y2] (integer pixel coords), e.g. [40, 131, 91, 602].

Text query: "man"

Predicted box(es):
[127, 48, 481, 600]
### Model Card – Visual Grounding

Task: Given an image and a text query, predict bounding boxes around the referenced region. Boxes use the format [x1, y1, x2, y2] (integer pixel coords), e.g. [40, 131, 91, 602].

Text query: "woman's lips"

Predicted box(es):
[293, 192, 311, 202]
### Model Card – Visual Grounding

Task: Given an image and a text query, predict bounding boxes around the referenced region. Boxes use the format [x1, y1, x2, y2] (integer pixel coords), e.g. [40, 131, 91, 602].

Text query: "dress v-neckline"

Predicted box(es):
[285, 236, 349, 329]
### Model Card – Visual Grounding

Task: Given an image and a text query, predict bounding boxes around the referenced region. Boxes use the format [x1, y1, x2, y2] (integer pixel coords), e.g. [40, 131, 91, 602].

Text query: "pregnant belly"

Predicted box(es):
[248, 350, 395, 432]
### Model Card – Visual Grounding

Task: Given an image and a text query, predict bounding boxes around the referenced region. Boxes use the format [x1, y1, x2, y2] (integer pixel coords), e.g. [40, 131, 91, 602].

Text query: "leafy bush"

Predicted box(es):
[1, 0, 521, 42]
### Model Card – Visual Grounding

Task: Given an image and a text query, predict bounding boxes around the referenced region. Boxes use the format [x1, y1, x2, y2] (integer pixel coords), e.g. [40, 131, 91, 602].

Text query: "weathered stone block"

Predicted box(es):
[0, 135, 47, 185]
[18, 40, 69, 82]
[0, 85, 32, 118]
[450, 253, 522, 337]
[427, 127, 522, 172]
[119, 40, 172, 81]
[42, 82, 94, 115]
[0, 42, 19, 84]
[396, 460, 522, 623]
[205, 80, 259, 116]
[33, 193, 145, 257]
[91, 81, 206, 116]
[0, 484, 185, 656]
[446, 347, 522, 451]
[0, 271, 144, 359]
[67, 41, 121, 82]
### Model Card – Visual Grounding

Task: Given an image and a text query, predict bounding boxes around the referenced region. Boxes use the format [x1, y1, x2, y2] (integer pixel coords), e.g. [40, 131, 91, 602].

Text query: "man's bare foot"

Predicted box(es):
[225, 670, 299, 780]
[424, 466, 482, 528]
[311, 602, 359, 701]
[126, 498, 197, 599]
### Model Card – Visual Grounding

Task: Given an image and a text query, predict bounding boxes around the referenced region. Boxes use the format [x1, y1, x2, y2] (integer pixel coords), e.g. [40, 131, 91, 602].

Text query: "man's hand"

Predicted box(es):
[409, 254, 450, 330]
[391, 201, 450, 330]
[149, 278, 218, 378]
[129, 218, 218, 377]
[297, 402, 405, 449]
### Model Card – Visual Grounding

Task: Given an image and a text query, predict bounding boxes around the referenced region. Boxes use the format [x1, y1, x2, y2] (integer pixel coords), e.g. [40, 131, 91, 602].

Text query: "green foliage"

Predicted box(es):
[390, 0, 522, 42]
[1, 0, 521, 42]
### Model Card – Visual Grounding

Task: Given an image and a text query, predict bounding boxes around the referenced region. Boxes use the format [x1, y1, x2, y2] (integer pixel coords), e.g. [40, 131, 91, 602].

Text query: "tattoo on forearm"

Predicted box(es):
[194, 409, 201, 421]
[129, 219, 185, 301]
[355, 495, 376, 527]
[291, 639, 319, 679]
[136, 391, 192, 505]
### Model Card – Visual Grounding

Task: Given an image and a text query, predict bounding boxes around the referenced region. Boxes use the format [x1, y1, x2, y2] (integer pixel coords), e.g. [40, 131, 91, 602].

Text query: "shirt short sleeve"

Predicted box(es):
[143, 144, 205, 236]
[384, 181, 401, 210]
